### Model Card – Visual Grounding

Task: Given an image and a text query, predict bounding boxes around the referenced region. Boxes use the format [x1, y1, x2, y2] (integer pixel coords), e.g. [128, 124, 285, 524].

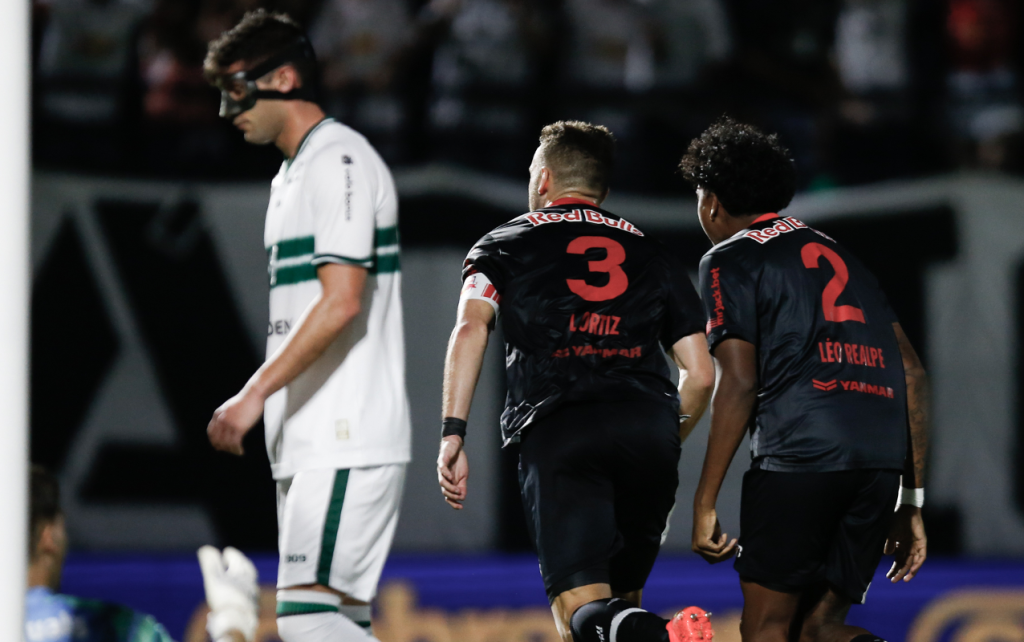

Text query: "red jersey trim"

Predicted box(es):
[548, 197, 601, 207]
[751, 213, 780, 225]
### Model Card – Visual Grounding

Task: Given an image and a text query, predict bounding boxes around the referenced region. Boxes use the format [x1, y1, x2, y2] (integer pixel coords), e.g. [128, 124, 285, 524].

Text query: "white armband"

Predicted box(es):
[461, 272, 502, 315]
[897, 486, 924, 508]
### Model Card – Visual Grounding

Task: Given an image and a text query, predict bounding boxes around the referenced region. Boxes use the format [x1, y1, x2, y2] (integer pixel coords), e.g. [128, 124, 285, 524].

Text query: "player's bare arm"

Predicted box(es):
[885, 321, 929, 583]
[437, 298, 496, 509]
[207, 263, 367, 455]
[692, 337, 757, 563]
[670, 332, 715, 441]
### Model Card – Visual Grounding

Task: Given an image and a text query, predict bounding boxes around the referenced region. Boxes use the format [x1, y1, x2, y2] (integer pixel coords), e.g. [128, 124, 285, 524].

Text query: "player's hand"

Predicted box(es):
[207, 388, 264, 456]
[437, 435, 469, 510]
[885, 504, 927, 583]
[197, 546, 260, 642]
[692, 506, 738, 564]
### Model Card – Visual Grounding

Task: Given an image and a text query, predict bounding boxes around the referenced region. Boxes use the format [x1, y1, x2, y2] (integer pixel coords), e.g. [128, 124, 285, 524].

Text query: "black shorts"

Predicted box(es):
[735, 468, 900, 604]
[518, 400, 680, 603]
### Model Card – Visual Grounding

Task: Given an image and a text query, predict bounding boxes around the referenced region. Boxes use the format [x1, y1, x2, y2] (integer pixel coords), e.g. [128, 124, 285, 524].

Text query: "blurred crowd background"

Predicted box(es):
[31, 0, 1024, 190]
[26, 1, 1024, 639]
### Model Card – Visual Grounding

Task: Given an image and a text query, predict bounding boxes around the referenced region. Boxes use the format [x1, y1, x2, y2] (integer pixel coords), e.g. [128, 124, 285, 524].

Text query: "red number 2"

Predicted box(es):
[566, 236, 628, 301]
[801, 242, 866, 323]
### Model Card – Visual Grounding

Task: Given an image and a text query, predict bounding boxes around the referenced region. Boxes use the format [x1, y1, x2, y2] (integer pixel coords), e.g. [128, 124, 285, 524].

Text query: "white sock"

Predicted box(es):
[276, 590, 377, 641]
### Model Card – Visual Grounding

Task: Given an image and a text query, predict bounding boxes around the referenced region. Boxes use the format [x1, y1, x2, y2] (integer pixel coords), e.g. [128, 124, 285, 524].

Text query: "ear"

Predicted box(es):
[707, 192, 720, 220]
[537, 167, 552, 196]
[262, 65, 299, 92]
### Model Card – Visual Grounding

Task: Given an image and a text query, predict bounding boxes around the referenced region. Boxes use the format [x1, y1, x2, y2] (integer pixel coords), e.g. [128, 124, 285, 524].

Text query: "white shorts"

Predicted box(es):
[276, 464, 405, 602]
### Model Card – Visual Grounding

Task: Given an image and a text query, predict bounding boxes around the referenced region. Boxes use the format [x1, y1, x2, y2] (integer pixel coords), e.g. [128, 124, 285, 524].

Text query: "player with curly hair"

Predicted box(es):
[680, 117, 929, 642]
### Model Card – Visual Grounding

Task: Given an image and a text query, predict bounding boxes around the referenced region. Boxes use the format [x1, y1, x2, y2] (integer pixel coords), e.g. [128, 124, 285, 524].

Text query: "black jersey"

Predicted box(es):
[464, 199, 705, 445]
[698, 214, 907, 472]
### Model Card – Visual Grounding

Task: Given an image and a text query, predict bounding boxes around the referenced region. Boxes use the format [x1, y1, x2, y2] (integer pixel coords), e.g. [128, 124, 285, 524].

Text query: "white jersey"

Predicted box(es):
[263, 118, 411, 479]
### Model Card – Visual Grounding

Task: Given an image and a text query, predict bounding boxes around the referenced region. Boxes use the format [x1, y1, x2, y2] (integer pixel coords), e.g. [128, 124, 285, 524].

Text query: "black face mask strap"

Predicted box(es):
[243, 37, 319, 103]
[249, 85, 317, 103]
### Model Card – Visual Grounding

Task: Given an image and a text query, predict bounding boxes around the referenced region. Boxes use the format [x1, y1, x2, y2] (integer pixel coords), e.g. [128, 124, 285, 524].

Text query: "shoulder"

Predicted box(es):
[308, 121, 382, 169]
[701, 234, 752, 267]
[26, 587, 70, 616]
[465, 215, 540, 268]
[473, 215, 534, 247]
[25, 590, 75, 642]
[467, 231, 500, 258]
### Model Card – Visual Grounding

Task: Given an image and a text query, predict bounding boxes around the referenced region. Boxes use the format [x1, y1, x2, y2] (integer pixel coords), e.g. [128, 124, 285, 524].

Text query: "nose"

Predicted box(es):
[219, 93, 240, 119]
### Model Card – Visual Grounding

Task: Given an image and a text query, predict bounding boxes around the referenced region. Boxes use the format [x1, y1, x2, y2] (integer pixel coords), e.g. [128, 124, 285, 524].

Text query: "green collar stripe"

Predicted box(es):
[269, 236, 315, 260]
[276, 602, 339, 617]
[316, 469, 349, 586]
[371, 253, 400, 275]
[286, 118, 333, 168]
[271, 263, 317, 288]
[375, 226, 399, 247]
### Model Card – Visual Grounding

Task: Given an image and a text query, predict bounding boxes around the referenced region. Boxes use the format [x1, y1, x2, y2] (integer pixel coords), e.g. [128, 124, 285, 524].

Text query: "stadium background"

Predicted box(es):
[28, 0, 1024, 640]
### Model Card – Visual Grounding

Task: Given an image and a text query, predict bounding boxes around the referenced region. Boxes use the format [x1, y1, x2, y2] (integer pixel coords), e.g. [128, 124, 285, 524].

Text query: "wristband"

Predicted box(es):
[679, 414, 691, 423]
[441, 417, 467, 439]
[897, 486, 924, 508]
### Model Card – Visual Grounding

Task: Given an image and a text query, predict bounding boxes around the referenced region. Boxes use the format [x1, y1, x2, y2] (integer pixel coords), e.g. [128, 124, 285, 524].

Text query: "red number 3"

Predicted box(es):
[801, 242, 865, 323]
[566, 236, 629, 301]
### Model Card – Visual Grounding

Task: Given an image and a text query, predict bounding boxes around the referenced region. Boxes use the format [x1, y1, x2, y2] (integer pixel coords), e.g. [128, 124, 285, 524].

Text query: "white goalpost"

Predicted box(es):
[1, 0, 30, 638]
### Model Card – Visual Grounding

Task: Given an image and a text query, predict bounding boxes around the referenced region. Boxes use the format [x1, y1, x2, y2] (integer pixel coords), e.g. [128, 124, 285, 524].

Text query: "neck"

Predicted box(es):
[709, 213, 762, 245]
[730, 213, 764, 234]
[545, 189, 602, 207]
[27, 559, 58, 591]
[275, 102, 327, 159]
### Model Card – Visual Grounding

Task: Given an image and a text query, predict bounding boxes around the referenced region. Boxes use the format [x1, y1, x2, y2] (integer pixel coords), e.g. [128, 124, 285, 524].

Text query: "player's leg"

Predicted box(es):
[607, 402, 716, 642]
[738, 580, 801, 641]
[797, 469, 900, 642]
[276, 588, 375, 641]
[532, 402, 698, 642]
[608, 400, 681, 603]
[275, 469, 369, 640]
[612, 588, 643, 604]
[518, 404, 660, 641]
[567, 592, 677, 642]
[734, 469, 855, 642]
[793, 586, 873, 642]
[275, 465, 405, 641]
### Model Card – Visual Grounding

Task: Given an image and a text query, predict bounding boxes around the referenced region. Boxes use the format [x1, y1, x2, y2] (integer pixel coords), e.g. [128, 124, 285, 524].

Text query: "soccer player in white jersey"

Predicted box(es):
[203, 11, 411, 642]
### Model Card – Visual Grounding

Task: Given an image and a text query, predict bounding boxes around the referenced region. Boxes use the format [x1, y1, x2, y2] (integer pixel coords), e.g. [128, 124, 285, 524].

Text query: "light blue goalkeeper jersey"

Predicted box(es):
[25, 586, 174, 642]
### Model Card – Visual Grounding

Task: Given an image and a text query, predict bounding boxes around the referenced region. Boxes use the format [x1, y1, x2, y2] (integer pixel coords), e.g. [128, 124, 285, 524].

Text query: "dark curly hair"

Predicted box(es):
[204, 10, 315, 88]
[539, 121, 616, 195]
[679, 117, 797, 216]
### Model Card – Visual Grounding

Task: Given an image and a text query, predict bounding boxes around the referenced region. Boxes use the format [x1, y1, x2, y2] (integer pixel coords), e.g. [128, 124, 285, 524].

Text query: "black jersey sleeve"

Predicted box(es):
[462, 233, 508, 291]
[699, 248, 757, 351]
[662, 253, 706, 349]
[879, 290, 900, 325]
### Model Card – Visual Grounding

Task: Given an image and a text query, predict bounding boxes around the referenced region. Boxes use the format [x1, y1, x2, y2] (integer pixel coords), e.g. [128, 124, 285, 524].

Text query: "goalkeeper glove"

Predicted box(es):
[197, 545, 260, 642]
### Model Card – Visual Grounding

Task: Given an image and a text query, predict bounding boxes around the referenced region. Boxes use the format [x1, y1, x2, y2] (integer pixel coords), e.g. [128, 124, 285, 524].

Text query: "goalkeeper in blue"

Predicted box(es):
[25, 466, 260, 642]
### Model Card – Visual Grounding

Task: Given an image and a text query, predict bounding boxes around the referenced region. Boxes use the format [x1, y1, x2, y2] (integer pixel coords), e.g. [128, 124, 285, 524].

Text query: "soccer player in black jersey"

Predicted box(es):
[436, 121, 717, 642]
[681, 118, 929, 642]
